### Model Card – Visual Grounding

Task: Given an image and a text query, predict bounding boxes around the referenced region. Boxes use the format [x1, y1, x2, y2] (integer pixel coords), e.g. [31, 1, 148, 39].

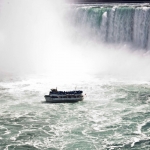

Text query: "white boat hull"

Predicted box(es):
[44, 95, 83, 103]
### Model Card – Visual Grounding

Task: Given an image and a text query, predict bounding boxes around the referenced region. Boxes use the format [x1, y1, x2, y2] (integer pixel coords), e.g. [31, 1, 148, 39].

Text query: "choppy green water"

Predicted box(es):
[1, 75, 150, 150]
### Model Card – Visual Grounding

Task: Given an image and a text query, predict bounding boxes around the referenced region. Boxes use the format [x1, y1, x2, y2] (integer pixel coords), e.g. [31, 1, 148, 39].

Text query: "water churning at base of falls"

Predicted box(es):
[1, 74, 150, 150]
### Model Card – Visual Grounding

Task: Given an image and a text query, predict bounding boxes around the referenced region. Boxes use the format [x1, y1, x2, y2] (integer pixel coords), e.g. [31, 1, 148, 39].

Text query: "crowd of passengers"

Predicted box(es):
[50, 95, 83, 98]
[50, 90, 83, 95]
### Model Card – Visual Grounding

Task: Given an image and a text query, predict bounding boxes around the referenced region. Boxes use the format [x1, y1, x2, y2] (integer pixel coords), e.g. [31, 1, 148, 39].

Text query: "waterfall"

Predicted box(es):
[69, 4, 150, 50]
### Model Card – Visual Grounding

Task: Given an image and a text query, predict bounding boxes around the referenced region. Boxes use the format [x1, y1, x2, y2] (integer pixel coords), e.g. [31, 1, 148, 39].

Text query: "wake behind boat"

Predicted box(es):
[44, 89, 84, 103]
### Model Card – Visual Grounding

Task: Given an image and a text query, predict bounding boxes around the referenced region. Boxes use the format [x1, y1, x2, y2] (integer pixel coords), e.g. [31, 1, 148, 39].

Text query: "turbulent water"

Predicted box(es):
[1, 74, 150, 150]
[1, 2, 150, 150]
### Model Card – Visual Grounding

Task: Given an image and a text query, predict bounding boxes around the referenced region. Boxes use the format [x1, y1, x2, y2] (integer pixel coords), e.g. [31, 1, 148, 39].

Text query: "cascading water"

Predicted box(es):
[68, 4, 150, 50]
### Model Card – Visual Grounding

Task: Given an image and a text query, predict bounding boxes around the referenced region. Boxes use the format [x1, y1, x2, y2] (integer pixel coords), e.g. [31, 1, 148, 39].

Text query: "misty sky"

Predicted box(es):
[0, 0, 87, 77]
[0, 0, 66, 75]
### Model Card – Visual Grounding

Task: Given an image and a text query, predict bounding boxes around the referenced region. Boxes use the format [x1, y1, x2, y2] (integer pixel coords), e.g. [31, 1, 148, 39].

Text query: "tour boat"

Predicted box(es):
[44, 88, 84, 103]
